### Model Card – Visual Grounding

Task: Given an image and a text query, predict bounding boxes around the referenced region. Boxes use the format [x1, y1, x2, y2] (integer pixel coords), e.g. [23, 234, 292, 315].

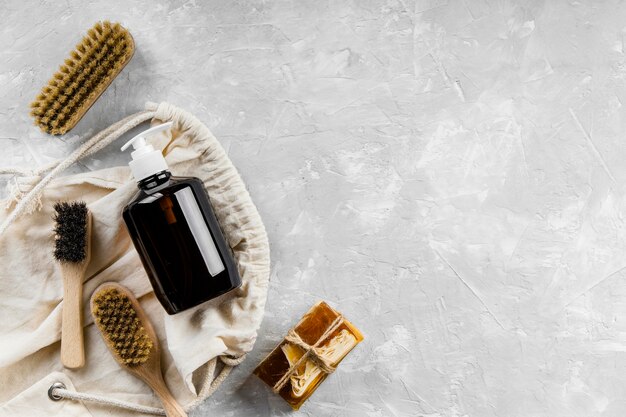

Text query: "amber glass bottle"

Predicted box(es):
[121, 123, 240, 314]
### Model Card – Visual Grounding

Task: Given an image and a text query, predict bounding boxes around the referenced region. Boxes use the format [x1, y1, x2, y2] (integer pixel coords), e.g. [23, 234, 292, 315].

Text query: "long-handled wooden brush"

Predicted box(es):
[91, 282, 187, 417]
[53, 201, 92, 369]
[30, 21, 134, 135]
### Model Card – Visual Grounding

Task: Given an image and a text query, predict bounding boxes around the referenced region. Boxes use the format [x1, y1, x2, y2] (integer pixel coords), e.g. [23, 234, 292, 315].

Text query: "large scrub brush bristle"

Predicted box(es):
[91, 286, 153, 367]
[30, 21, 134, 135]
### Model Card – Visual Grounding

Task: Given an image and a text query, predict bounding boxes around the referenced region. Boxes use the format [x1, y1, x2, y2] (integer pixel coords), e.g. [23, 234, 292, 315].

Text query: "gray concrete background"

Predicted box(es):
[4, 0, 626, 416]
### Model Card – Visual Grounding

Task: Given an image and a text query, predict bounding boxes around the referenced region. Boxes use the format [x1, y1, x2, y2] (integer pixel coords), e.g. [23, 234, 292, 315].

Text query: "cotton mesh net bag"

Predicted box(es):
[0, 102, 270, 416]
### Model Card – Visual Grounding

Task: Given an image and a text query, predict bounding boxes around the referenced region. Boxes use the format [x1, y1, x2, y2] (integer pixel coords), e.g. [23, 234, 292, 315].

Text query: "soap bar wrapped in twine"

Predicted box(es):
[271, 314, 344, 393]
[254, 301, 363, 410]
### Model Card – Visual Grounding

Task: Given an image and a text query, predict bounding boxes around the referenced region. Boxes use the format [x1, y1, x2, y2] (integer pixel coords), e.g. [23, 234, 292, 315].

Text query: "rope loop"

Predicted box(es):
[0, 110, 155, 236]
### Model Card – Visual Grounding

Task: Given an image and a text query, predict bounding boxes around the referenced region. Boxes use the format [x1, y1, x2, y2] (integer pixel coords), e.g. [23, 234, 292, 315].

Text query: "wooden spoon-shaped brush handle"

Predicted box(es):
[155, 388, 187, 417]
[145, 373, 187, 417]
[61, 266, 85, 369]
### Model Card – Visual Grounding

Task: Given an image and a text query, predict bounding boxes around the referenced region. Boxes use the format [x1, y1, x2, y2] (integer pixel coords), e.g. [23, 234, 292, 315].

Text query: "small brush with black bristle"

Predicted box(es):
[53, 201, 92, 369]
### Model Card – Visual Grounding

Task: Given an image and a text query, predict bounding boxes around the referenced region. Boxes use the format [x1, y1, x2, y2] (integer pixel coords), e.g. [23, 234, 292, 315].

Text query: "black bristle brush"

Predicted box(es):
[53, 201, 92, 369]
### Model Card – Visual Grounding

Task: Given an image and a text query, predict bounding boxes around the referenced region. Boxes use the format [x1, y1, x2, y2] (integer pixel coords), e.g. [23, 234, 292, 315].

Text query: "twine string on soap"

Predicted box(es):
[272, 314, 344, 394]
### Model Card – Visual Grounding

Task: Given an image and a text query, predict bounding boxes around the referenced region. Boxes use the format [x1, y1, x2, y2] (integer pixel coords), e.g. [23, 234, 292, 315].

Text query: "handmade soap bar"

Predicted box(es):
[253, 301, 363, 410]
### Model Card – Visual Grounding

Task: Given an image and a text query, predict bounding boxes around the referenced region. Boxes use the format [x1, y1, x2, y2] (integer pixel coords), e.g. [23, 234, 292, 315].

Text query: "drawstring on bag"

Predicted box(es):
[0, 108, 155, 235]
[47, 355, 246, 415]
[1, 104, 248, 414]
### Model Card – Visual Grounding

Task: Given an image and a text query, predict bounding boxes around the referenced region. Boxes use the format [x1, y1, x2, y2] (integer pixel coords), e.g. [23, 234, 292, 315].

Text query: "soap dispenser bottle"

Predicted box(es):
[121, 122, 241, 314]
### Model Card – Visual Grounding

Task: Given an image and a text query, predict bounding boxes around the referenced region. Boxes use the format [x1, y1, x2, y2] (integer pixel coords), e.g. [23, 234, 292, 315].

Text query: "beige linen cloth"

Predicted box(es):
[0, 102, 270, 416]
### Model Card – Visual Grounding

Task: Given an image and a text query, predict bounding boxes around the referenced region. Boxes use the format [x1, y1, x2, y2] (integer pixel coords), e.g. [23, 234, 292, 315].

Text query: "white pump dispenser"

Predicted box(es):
[121, 122, 173, 182]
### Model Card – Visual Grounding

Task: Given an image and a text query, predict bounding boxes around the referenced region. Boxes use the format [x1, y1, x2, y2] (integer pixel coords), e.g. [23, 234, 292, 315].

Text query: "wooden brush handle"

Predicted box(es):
[148, 377, 187, 417]
[155, 388, 187, 417]
[61, 266, 85, 369]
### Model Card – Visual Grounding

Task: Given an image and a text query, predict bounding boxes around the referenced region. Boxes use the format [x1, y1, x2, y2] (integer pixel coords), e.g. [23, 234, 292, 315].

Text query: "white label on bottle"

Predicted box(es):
[174, 187, 226, 277]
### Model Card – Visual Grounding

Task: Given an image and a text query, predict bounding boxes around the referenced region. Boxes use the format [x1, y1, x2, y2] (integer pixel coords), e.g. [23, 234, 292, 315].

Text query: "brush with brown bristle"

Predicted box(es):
[91, 282, 187, 417]
[30, 21, 134, 135]
[53, 201, 92, 369]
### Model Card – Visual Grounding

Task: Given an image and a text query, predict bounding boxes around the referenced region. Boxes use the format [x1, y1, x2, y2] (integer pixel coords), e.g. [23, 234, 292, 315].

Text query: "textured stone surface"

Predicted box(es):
[3, 0, 626, 416]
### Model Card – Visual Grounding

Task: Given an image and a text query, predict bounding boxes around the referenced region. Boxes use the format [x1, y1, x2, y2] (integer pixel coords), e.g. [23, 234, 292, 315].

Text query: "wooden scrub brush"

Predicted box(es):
[53, 201, 92, 369]
[30, 21, 134, 135]
[91, 282, 187, 417]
